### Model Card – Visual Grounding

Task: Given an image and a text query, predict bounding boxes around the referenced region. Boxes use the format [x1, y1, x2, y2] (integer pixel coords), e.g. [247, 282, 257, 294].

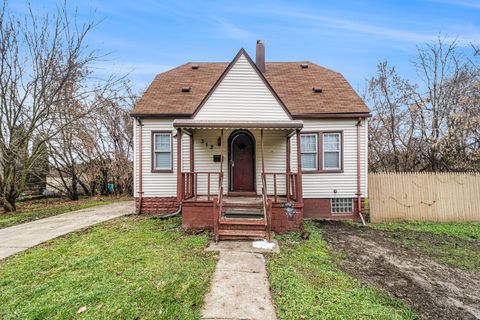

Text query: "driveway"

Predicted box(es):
[0, 201, 135, 260]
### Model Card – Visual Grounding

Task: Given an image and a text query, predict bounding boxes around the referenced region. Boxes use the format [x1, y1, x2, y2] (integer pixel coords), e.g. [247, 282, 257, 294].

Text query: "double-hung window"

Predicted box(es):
[300, 134, 318, 170]
[153, 132, 172, 171]
[323, 133, 341, 170]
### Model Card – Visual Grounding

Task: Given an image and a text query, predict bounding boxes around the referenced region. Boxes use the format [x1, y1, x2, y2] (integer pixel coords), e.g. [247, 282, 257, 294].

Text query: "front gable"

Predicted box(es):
[193, 50, 291, 121]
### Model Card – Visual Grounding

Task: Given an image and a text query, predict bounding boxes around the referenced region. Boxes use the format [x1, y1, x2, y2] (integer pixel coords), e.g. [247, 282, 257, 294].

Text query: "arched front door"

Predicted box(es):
[229, 130, 255, 193]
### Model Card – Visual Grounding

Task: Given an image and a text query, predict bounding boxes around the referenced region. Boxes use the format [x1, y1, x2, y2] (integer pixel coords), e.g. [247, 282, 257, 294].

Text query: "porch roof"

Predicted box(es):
[172, 119, 303, 130]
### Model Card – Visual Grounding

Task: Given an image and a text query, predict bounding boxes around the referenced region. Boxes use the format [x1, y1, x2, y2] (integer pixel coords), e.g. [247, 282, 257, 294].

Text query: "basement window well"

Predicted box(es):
[331, 198, 353, 214]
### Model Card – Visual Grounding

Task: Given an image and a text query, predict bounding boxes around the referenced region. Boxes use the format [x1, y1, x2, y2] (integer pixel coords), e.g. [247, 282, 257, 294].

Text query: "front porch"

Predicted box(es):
[173, 120, 305, 239]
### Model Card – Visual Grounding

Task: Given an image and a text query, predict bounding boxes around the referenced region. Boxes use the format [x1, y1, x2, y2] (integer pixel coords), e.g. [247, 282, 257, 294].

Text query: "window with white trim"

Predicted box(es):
[323, 132, 341, 170]
[331, 198, 353, 213]
[300, 134, 318, 170]
[153, 132, 172, 170]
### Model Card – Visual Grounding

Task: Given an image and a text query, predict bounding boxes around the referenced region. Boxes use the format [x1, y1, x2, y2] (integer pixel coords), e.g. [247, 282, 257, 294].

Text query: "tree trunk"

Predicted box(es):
[0, 195, 17, 212]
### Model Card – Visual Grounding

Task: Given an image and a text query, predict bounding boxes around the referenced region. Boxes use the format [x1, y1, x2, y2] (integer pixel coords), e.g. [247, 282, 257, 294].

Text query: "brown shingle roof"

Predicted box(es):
[131, 59, 369, 118]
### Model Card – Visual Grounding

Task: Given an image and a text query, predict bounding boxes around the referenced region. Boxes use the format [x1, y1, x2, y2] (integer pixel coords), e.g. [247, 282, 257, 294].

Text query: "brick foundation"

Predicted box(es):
[270, 203, 304, 234]
[303, 197, 365, 221]
[138, 196, 365, 225]
[182, 202, 213, 230]
[136, 197, 179, 215]
[181, 201, 303, 234]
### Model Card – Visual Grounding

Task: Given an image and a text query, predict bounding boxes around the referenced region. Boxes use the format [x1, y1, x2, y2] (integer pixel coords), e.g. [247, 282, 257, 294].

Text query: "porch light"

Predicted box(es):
[283, 202, 296, 221]
[217, 137, 222, 146]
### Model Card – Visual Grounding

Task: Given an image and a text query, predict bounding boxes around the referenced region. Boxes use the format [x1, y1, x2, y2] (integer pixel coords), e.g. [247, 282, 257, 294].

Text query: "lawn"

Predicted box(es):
[0, 216, 216, 320]
[372, 221, 480, 271]
[267, 221, 416, 320]
[0, 196, 129, 229]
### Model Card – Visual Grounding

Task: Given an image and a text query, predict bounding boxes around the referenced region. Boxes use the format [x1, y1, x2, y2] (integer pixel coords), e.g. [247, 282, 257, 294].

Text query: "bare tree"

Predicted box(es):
[47, 82, 135, 200]
[366, 61, 421, 172]
[367, 37, 480, 172]
[411, 38, 478, 171]
[0, 2, 119, 211]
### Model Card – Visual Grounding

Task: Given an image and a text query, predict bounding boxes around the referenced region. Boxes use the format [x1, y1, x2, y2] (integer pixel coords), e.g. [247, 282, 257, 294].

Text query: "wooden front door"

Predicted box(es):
[230, 131, 255, 192]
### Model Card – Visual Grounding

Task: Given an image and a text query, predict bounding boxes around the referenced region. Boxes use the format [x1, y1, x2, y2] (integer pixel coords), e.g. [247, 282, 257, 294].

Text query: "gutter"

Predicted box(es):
[136, 118, 144, 214]
[356, 118, 366, 226]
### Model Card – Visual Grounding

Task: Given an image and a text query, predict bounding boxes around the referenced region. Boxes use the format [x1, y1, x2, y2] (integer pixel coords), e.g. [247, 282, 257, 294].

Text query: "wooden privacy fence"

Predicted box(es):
[369, 172, 480, 223]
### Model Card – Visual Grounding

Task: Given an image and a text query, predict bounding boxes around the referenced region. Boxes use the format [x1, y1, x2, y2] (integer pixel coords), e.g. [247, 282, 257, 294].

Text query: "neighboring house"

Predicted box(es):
[131, 41, 370, 240]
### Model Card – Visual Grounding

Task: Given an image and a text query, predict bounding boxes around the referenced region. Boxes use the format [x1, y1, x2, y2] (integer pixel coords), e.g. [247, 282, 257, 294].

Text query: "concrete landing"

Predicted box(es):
[205, 239, 280, 254]
[201, 250, 277, 320]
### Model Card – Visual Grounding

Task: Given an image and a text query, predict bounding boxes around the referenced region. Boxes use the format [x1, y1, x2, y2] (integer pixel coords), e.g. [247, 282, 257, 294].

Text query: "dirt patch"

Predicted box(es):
[318, 221, 480, 320]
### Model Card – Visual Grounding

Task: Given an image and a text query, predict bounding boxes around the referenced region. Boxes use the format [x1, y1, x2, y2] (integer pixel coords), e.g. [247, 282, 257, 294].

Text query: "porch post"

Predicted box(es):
[261, 129, 266, 196]
[295, 129, 303, 203]
[261, 129, 265, 174]
[189, 133, 194, 173]
[176, 128, 183, 202]
[286, 135, 291, 173]
[220, 129, 224, 188]
[286, 134, 291, 200]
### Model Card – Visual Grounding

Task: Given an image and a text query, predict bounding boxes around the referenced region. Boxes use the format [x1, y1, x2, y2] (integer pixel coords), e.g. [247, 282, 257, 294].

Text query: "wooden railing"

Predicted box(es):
[261, 174, 273, 241]
[181, 172, 222, 201]
[213, 173, 224, 242]
[261, 172, 300, 203]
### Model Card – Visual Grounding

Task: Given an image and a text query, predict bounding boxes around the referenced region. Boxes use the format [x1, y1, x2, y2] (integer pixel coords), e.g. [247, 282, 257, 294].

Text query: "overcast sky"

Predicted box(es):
[12, 0, 480, 93]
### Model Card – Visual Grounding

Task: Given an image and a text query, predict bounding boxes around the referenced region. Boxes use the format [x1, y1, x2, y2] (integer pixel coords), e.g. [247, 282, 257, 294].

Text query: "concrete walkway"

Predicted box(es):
[0, 201, 135, 260]
[202, 241, 278, 320]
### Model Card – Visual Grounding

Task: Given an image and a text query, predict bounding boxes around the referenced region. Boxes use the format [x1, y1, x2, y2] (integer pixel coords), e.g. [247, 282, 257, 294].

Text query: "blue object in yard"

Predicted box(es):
[107, 183, 115, 193]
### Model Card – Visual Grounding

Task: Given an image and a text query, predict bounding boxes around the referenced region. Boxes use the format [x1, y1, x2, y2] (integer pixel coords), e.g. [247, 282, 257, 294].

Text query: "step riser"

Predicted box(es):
[219, 236, 266, 240]
[223, 204, 263, 209]
[223, 213, 263, 220]
[219, 225, 266, 231]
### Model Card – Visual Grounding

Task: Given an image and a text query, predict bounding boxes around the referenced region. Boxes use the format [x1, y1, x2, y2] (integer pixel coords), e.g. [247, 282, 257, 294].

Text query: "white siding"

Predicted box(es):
[291, 119, 368, 198]
[194, 54, 290, 121]
[133, 119, 177, 197]
[134, 119, 368, 200]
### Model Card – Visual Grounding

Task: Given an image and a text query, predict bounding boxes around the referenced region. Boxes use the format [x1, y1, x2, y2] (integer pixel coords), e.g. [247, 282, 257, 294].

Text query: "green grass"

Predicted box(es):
[267, 221, 416, 320]
[372, 221, 480, 271]
[0, 197, 127, 229]
[398, 237, 480, 270]
[0, 216, 216, 319]
[372, 221, 480, 240]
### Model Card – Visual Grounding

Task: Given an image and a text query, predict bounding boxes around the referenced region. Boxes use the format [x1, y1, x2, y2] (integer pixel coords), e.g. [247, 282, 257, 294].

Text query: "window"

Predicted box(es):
[300, 134, 318, 170]
[323, 133, 341, 170]
[153, 132, 172, 171]
[331, 198, 353, 213]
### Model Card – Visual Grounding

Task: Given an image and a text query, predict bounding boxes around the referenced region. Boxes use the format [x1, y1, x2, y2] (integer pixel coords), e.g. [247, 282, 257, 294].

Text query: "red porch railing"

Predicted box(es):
[181, 171, 223, 201]
[261, 173, 273, 240]
[213, 173, 224, 242]
[261, 172, 300, 203]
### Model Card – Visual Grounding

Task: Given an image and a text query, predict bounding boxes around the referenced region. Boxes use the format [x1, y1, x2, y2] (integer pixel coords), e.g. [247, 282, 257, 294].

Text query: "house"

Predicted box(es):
[130, 41, 370, 240]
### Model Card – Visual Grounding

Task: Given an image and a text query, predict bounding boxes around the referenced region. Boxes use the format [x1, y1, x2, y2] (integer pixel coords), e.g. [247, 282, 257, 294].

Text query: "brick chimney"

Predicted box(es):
[256, 40, 265, 73]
